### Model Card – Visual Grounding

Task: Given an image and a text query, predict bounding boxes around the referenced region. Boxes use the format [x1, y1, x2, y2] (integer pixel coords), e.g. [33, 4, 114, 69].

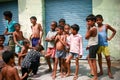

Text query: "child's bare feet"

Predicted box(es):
[52, 74, 56, 80]
[91, 77, 98, 80]
[108, 72, 114, 79]
[65, 73, 70, 77]
[73, 75, 78, 80]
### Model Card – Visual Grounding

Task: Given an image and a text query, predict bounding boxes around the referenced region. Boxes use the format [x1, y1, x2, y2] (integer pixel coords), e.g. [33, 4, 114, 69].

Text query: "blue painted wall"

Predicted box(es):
[45, 0, 92, 59]
[0, 1, 18, 45]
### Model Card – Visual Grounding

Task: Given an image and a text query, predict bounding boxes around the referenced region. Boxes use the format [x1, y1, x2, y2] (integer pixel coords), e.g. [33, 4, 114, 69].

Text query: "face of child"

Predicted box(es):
[59, 22, 65, 27]
[15, 26, 20, 31]
[71, 28, 77, 35]
[51, 23, 56, 31]
[87, 20, 95, 27]
[4, 16, 9, 20]
[56, 28, 62, 35]
[64, 25, 70, 34]
[30, 19, 36, 24]
[96, 18, 103, 25]
[25, 42, 30, 47]
[0, 38, 4, 46]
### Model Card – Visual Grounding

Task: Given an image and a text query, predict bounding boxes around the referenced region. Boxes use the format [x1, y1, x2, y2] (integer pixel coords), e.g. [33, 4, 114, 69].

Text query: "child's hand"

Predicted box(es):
[79, 55, 82, 58]
[86, 46, 89, 50]
[51, 36, 55, 40]
[107, 37, 111, 41]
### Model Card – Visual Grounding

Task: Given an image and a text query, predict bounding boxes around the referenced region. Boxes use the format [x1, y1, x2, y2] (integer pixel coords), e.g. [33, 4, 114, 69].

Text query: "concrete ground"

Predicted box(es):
[20, 58, 120, 80]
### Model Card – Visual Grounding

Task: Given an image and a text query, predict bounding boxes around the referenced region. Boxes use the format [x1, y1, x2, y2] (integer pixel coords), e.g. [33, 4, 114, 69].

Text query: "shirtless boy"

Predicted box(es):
[1, 51, 26, 80]
[0, 35, 11, 79]
[13, 23, 26, 67]
[52, 26, 66, 79]
[30, 16, 43, 47]
[18, 40, 31, 68]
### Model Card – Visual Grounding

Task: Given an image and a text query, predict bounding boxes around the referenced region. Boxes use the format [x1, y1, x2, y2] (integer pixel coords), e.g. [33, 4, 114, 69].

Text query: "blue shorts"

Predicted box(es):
[55, 50, 66, 58]
[15, 40, 23, 54]
[69, 52, 79, 58]
[32, 38, 40, 47]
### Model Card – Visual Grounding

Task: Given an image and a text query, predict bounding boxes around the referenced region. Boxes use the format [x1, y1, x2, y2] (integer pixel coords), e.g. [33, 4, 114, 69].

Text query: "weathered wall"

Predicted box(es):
[93, 0, 120, 60]
[18, 0, 44, 39]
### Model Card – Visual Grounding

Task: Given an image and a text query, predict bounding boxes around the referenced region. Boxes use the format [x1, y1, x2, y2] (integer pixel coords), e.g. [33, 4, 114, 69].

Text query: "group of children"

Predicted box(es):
[0, 11, 116, 80]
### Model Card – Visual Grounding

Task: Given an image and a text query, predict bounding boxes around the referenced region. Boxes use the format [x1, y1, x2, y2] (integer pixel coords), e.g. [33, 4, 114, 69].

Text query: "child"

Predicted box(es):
[66, 24, 83, 80]
[59, 18, 66, 28]
[30, 16, 43, 47]
[45, 21, 57, 72]
[21, 45, 44, 80]
[96, 14, 116, 78]
[52, 26, 66, 79]
[18, 40, 31, 68]
[85, 14, 98, 80]
[1, 51, 25, 80]
[13, 23, 26, 66]
[3, 11, 16, 51]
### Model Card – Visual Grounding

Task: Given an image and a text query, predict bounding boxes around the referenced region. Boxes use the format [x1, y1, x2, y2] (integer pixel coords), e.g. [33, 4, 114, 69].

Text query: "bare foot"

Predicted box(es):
[91, 77, 98, 80]
[65, 73, 70, 77]
[108, 72, 114, 79]
[60, 73, 64, 78]
[73, 75, 78, 80]
[52, 75, 56, 80]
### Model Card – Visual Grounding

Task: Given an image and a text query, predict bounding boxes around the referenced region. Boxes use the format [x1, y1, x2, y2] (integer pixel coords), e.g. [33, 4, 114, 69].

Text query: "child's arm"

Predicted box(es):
[13, 32, 22, 47]
[13, 68, 21, 80]
[20, 72, 28, 80]
[106, 24, 116, 41]
[85, 27, 97, 39]
[38, 24, 43, 41]
[79, 36, 83, 58]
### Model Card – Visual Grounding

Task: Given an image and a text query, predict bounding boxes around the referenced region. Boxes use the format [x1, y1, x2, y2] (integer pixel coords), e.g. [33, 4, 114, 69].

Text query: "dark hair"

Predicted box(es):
[0, 35, 5, 40]
[71, 24, 80, 32]
[65, 24, 70, 27]
[14, 23, 20, 27]
[86, 14, 96, 22]
[3, 11, 12, 18]
[96, 14, 103, 20]
[23, 40, 30, 45]
[35, 45, 44, 52]
[52, 21, 57, 27]
[2, 51, 15, 64]
[57, 25, 64, 30]
[59, 18, 66, 23]
[30, 16, 37, 20]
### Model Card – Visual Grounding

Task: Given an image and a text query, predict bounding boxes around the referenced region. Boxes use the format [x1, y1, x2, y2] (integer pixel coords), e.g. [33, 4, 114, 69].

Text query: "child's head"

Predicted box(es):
[64, 24, 70, 34]
[86, 14, 96, 27]
[56, 26, 64, 35]
[96, 14, 103, 25]
[0, 35, 5, 46]
[51, 21, 57, 31]
[59, 18, 66, 27]
[3, 11, 12, 20]
[71, 24, 79, 35]
[14, 23, 21, 31]
[2, 51, 15, 64]
[30, 16, 37, 24]
[23, 40, 30, 47]
[35, 44, 44, 52]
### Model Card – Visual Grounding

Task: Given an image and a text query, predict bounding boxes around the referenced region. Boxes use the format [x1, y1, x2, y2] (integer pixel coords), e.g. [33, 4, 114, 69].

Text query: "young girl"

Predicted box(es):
[66, 24, 83, 80]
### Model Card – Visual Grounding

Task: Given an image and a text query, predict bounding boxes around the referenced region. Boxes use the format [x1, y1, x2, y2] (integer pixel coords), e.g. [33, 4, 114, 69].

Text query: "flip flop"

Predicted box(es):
[87, 73, 94, 78]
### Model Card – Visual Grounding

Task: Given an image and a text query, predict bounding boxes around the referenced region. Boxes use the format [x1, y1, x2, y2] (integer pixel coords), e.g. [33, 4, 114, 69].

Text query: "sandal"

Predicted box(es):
[87, 73, 94, 78]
